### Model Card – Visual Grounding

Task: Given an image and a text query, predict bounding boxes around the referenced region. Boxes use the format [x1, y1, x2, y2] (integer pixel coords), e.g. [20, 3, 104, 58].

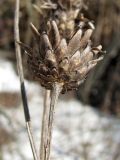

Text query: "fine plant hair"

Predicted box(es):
[14, 0, 104, 160]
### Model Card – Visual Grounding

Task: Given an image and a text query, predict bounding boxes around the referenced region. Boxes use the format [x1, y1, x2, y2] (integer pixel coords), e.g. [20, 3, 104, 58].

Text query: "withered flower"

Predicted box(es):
[19, 20, 104, 160]
[19, 20, 103, 93]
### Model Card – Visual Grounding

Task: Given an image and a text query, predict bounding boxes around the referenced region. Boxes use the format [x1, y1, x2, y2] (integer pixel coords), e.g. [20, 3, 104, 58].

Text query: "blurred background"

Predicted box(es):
[0, 0, 120, 159]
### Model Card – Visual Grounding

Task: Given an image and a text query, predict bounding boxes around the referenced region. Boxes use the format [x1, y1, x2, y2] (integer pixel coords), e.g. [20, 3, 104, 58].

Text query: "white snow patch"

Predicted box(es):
[0, 60, 120, 160]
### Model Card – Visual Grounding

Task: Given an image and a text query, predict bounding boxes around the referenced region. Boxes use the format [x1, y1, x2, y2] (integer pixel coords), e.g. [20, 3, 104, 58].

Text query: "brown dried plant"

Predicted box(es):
[19, 21, 103, 93]
[19, 19, 104, 160]
[14, 0, 105, 159]
[33, 0, 86, 39]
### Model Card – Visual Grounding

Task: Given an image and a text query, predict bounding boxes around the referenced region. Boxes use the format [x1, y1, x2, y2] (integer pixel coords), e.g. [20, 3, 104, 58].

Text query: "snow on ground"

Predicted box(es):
[0, 59, 120, 160]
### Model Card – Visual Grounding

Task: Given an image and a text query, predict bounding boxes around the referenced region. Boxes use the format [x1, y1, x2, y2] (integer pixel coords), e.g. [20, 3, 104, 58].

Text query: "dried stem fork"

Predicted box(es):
[40, 83, 62, 160]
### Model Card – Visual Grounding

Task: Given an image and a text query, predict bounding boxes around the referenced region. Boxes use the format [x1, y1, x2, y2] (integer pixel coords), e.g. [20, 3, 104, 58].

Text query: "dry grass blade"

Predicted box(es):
[14, 0, 38, 160]
[30, 23, 40, 39]
[17, 41, 33, 56]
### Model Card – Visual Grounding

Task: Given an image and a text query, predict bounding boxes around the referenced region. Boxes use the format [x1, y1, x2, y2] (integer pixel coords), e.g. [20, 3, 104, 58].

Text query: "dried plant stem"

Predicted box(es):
[40, 90, 50, 160]
[14, 0, 38, 159]
[40, 83, 63, 160]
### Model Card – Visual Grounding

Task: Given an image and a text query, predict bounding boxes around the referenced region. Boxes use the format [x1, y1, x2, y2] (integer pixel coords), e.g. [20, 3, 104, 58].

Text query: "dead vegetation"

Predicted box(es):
[0, 0, 120, 159]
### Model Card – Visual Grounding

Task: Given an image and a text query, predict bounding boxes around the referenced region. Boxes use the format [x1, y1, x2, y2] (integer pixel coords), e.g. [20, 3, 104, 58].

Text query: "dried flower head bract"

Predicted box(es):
[19, 20, 103, 93]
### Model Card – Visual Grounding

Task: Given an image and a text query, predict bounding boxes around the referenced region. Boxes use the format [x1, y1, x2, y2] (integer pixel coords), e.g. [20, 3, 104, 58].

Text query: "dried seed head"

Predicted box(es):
[20, 20, 104, 93]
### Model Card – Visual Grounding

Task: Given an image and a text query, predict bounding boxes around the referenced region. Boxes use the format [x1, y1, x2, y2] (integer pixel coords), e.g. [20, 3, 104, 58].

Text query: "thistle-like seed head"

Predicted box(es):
[19, 20, 104, 93]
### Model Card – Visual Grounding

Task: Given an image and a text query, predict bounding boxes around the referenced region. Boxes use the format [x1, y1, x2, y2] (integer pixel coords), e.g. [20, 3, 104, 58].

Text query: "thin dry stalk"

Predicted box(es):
[14, 0, 38, 159]
[40, 83, 63, 160]
[40, 90, 50, 160]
